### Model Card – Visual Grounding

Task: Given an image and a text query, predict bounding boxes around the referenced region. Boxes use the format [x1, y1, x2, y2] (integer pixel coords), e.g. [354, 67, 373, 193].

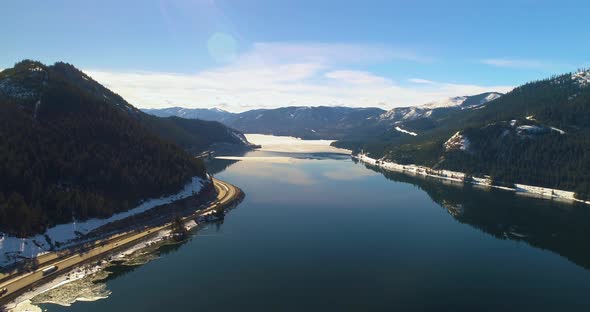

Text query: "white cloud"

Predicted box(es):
[85, 42, 512, 112]
[408, 78, 436, 84]
[480, 58, 546, 69]
[325, 70, 391, 85]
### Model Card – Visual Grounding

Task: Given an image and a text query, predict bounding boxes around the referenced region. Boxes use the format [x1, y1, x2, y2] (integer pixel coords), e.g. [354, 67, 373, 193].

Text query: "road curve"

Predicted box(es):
[0, 178, 242, 306]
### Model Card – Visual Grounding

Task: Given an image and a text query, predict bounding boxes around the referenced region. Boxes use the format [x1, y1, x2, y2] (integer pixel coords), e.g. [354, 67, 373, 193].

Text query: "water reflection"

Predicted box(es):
[35, 140, 590, 311]
[206, 157, 240, 176]
[359, 161, 590, 270]
[31, 196, 242, 311]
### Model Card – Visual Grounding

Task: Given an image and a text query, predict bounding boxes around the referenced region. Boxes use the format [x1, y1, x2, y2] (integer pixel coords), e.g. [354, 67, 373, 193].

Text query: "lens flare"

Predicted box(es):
[207, 32, 237, 63]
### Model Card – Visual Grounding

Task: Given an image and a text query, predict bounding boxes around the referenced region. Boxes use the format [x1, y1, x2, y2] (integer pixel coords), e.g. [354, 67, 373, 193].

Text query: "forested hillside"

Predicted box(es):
[0, 60, 230, 236]
[141, 115, 250, 155]
[347, 70, 590, 198]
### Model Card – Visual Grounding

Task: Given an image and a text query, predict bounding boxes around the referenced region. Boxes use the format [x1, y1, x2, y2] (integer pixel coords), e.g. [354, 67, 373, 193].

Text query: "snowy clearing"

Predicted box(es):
[444, 132, 470, 152]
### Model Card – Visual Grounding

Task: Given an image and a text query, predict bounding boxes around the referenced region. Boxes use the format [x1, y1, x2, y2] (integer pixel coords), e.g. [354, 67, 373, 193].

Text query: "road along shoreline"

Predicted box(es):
[0, 178, 243, 309]
[354, 153, 590, 205]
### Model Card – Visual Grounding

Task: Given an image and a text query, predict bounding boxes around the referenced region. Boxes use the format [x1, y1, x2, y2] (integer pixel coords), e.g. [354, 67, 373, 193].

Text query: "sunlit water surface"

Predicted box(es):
[38, 135, 590, 311]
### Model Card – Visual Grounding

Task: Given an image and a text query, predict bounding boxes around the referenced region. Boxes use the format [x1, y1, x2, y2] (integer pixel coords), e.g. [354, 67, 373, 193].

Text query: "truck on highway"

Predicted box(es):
[0, 287, 7, 296]
[42, 265, 58, 276]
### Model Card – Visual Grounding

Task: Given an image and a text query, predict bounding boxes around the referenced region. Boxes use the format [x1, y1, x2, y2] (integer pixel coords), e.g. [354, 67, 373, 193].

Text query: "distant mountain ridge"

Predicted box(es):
[142, 92, 503, 140]
[143, 106, 387, 139]
[142, 107, 233, 123]
[378, 92, 503, 123]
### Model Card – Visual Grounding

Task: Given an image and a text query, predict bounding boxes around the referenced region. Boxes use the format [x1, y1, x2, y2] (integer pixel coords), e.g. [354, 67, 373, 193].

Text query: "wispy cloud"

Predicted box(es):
[85, 42, 512, 112]
[325, 70, 391, 85]
[408, 78, 436, 84]
[480, 58, 547, 69]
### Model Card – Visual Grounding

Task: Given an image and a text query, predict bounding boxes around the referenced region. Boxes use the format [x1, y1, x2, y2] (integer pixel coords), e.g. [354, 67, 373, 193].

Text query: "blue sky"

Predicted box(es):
[2, 0, 589, 111]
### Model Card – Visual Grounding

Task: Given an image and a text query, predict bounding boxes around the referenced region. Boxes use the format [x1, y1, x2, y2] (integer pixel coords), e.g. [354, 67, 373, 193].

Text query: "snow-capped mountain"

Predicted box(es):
[379, 92, 503, 122]
[142, 107, 233, 122]
[142, 92, 503, 140]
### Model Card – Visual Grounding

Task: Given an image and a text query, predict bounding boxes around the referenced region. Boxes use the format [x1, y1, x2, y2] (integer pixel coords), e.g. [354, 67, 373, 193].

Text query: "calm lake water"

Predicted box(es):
[41, 136, 590, 311]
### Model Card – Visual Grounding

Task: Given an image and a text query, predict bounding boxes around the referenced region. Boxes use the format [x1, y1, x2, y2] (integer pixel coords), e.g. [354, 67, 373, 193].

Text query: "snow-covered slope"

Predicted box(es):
[444, 131, 470, 152]
[422, 96, 468, 109]
[379, 92, 503, 122]
[572, 70, 590, 87]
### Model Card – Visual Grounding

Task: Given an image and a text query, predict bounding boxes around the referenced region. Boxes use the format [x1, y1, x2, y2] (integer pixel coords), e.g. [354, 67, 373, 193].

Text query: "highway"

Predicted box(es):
[0, 178, 241, 305]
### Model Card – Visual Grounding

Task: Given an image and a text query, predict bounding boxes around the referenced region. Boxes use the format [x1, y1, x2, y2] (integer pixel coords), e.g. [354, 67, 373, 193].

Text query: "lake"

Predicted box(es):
[38, 135, 590, 311]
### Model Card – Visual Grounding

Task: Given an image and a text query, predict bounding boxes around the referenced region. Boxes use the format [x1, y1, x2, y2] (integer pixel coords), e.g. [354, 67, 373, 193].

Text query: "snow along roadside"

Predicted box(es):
[0, 176, 209, 267]
[353, 153, 590, 205]
[4, 203, 218, 312]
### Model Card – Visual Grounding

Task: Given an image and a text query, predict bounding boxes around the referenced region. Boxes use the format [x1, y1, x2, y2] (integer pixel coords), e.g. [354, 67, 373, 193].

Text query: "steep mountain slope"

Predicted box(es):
[46, 63, 252, 154]
[0, 60, 247, 236]
[349, 70, 590, 198]
[143, 106, 386, 139]
[141, 115, 251, 154]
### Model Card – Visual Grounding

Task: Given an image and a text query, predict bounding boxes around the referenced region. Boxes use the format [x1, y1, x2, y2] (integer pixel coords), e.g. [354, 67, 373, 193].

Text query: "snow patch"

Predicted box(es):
[394, 126, 417, 136]
[550, 127, 566, 134]
[481, 92, 501, 104]
[572, 70, 590, 87]
[516, 125, 546, 135]
[229, 130, 249, 145]
[444, 132, 470, 152]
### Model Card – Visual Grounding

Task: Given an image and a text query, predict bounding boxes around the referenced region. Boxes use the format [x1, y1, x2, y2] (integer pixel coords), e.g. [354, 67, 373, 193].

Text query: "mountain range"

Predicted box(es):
[144, 106, 387, 139]
[142, 92, 502, 140]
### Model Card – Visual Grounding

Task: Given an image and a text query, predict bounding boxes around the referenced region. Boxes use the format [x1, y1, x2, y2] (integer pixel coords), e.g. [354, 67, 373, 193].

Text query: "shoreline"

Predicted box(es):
[0, 176, 210, 269]
[0, 178, 244, 311]
[353, 153, 590, 205]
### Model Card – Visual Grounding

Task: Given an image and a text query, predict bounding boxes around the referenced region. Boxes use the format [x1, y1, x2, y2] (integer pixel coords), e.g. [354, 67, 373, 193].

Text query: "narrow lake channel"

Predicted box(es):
[38, 135, 590, 311]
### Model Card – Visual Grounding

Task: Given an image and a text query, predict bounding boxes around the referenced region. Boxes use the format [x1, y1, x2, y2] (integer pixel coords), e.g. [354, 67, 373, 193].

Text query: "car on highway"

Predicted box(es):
[42, 265, 58, 276]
